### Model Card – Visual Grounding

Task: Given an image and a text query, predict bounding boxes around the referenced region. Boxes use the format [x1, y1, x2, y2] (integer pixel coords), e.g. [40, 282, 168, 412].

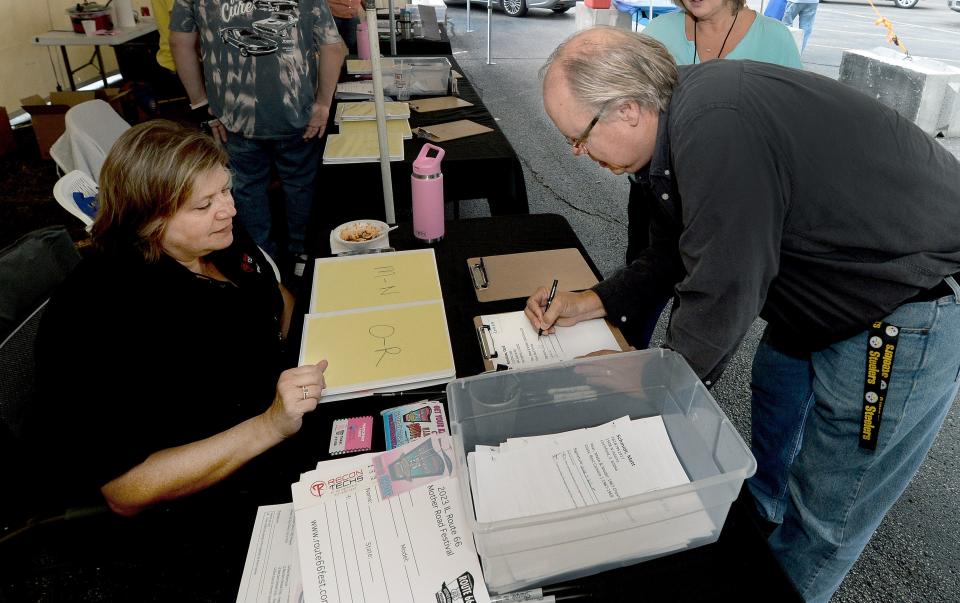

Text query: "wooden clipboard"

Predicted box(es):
[467, 248, 599, 302]
[409, 96, 473, 112]
[414, 120, 492, 143]
[472, 315, 629, 372]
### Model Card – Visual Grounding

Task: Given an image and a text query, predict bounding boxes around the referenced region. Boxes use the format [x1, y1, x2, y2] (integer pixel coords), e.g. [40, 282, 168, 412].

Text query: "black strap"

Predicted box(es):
[859, 321, 900, 450]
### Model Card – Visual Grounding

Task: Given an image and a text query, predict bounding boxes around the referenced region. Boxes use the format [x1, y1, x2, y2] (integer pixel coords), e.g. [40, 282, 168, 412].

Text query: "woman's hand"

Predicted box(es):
[524, 289, 607, 335]
[265, 360, 329, 439]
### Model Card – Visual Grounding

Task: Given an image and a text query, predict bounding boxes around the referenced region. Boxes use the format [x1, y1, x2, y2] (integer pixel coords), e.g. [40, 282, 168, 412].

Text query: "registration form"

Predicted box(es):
[479, 311, 621, 369]
[291, 436, 489, 603]
[236, 503, 302, 603]
[294, 477, 487, 603]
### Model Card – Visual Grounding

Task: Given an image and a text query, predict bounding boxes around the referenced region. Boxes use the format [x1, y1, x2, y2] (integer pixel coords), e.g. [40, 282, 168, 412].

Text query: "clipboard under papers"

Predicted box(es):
[467, 248, 599, 302]
[473, 311, 629, 372]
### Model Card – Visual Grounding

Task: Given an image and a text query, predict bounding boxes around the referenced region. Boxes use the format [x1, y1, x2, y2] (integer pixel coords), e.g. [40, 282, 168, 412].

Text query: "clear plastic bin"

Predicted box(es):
[446, 349, 756, 594]
[381, 56, 451, 96]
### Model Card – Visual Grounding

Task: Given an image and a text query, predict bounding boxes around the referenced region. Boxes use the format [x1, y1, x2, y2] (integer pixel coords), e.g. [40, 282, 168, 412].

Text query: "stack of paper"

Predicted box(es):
[345, 58, 397, 75]
[335, 80, 375, 100]
[467, 416, 692, 522]
[322, 132, 404, 164]
[299, 250, 455, 401]
[334, 101, 410, 123]
[465, 416, 716, 582]
[339, 118, 413, 140]
[290, 435, 491, 603]
[236, 503, 303, 603]
[325, 101, 412, 164]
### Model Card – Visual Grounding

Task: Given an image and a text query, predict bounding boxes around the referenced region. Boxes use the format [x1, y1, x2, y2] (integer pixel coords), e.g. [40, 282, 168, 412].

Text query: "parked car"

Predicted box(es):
[446, 0, 576, 17]
[950, 0, 960, 12]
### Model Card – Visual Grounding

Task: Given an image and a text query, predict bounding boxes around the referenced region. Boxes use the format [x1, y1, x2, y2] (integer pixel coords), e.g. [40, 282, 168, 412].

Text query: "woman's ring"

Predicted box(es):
[302, 386, 309, 400]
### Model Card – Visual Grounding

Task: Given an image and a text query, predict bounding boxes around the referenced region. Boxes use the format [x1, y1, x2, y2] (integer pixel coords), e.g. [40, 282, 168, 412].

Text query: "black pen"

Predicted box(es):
[538, 278, 559, 337]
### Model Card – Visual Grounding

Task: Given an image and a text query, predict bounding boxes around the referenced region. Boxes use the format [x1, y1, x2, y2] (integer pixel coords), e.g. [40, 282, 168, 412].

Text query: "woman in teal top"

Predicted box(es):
[642, 0, 801, 67]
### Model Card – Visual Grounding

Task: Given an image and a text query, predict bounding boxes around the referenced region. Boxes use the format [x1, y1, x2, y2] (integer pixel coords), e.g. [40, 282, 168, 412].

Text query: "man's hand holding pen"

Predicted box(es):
[525, 287, 608, 335]
[538, 279, 559, 337]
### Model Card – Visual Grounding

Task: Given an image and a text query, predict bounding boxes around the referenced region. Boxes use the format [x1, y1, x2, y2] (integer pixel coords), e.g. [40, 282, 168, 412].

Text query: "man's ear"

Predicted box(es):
[617, 100, 644, 126]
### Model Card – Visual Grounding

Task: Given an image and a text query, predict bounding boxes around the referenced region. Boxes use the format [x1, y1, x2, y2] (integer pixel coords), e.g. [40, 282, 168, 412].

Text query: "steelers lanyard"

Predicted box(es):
[860, 321, 900, 451]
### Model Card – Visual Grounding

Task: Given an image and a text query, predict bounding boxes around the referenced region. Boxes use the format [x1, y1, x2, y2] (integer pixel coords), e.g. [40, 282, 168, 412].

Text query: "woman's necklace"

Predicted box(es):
[693, 8, 740, 64]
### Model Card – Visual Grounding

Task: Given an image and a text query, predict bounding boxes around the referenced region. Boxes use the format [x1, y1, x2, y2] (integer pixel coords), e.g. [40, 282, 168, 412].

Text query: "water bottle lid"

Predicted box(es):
[413, 143, 445, 175]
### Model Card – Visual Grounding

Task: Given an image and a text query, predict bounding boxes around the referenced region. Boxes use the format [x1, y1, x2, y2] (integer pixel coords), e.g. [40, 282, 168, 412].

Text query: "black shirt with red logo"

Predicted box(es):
[27, 229, 286, 511]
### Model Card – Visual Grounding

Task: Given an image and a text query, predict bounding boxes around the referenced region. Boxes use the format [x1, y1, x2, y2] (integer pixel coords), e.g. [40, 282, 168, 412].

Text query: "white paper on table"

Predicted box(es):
[479, 311, 620, 369]
[294, 476, 490, 603]
[236, 503, 303, 603]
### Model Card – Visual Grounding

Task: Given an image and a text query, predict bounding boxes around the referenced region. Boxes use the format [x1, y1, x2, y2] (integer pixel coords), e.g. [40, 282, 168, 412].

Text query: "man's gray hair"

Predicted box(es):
[540, 27, 679, 114]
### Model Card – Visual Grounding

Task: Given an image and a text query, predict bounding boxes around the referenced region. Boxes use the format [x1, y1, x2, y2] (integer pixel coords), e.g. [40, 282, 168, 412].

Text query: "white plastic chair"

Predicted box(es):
[52, 170, 98, 231]
[48, 134, 75, 176]
[62, 99, 130, 182]
[259, 247, 281, 283]
[52, 169, 281, 283]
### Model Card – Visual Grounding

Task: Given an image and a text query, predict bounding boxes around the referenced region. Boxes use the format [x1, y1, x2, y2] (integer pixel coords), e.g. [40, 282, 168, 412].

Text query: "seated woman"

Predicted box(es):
[642, 0, 801, 67]
[26, 120, 327, 517]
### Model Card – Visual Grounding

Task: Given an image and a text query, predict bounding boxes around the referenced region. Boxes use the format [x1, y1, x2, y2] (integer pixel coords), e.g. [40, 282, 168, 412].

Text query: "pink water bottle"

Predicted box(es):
[357, 20, 370, 60]
[412, 143, 446, 243]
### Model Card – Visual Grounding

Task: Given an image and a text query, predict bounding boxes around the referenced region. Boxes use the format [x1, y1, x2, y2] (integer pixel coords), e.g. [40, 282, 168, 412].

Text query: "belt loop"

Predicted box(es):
[945, 276, 960, 303]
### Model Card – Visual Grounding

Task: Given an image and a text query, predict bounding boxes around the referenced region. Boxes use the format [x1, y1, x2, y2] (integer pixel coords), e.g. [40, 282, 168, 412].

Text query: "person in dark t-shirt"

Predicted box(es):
[28, 120, 328, 518]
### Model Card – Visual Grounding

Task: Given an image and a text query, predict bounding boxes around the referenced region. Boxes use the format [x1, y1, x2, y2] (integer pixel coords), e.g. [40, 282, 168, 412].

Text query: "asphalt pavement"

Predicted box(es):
[439, 3, 960, 601]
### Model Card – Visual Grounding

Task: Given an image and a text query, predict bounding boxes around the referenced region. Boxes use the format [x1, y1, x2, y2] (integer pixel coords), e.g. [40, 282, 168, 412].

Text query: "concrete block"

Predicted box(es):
[575, 3, 633, 31]
[839, 47, 960, 138]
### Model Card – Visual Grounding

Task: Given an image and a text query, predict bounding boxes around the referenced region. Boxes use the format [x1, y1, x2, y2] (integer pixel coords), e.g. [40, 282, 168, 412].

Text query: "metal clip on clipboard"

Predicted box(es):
[470, 256, 489, 290]
[476, 323, 498, 360]
[417, 127, 441, 142]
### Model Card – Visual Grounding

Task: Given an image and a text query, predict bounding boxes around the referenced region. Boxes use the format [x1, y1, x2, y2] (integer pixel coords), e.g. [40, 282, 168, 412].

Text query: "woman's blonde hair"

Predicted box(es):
[91, 120, 228, 262]
[541, 27, 678, 114]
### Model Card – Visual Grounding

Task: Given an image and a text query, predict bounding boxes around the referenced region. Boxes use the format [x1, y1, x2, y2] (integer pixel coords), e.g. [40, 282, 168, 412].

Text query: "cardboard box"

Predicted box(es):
[20, 88, 129, 160]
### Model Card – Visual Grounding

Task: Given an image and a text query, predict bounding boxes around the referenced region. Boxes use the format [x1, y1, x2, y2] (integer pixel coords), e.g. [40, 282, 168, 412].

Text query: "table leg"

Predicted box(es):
[61, 45, 76, 91]
[95, 47, 108, 87]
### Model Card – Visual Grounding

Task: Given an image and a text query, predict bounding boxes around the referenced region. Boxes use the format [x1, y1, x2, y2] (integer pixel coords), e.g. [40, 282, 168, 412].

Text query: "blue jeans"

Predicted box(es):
[225, 133, 319, 259]
[748, 334, 816, 525]
[782, 1, 819, 53]
[749, 278, 960, 602]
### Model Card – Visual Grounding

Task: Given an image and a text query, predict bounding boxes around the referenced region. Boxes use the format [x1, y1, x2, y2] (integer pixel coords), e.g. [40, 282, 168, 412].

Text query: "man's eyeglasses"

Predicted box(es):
[565, 101, 612, 150]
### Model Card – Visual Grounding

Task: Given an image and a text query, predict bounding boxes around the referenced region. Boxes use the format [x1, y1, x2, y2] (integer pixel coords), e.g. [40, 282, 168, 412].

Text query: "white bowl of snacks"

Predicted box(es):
[334, 219, 391, 249]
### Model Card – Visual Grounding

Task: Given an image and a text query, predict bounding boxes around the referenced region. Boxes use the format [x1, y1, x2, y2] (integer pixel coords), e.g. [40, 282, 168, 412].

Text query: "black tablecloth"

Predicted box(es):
[0, 215, 799, 602]
[378, 22, 452, 55]
[310, 55, 528, 257]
